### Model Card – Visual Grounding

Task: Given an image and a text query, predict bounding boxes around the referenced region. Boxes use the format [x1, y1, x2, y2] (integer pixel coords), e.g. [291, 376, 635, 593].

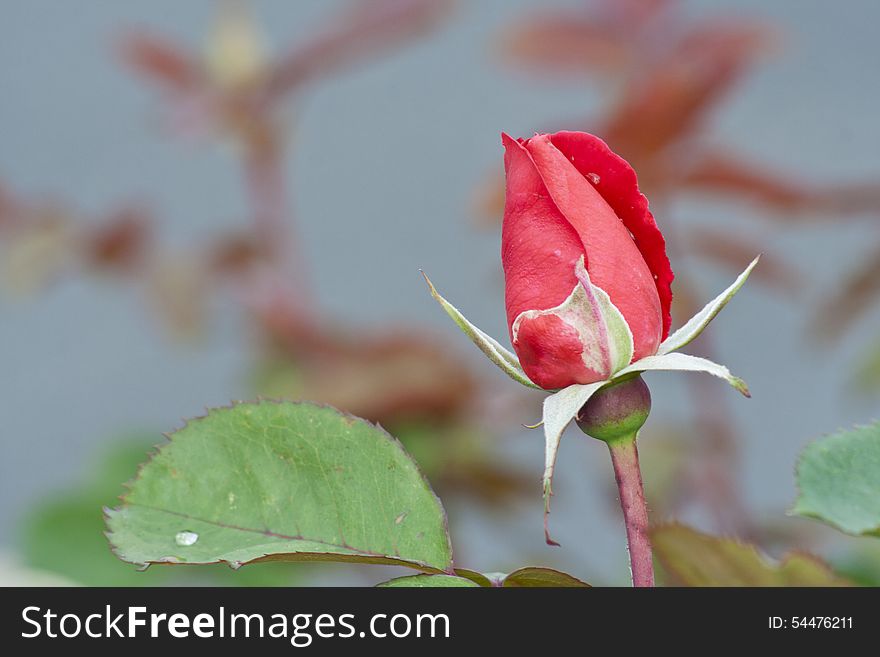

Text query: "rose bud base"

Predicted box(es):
[576, 374, 651, 443]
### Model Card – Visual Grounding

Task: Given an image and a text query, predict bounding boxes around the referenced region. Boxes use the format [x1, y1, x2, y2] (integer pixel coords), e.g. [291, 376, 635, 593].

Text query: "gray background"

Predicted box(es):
[1, 0, 878, 582]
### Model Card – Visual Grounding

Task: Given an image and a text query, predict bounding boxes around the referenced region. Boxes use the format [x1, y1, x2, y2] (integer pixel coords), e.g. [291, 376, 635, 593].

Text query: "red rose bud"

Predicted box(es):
[501, 131, 673, 389]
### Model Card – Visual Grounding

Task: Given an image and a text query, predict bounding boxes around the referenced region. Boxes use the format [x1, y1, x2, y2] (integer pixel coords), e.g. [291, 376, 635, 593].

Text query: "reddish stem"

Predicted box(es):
[241, 119, 314, 315]
[243, 128, 288, 260]
[607, 436, 654, 587]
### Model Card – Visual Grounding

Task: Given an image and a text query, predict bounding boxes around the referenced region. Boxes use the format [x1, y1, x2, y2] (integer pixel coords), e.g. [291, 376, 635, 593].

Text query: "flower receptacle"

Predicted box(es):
[576, 374, 651, 444]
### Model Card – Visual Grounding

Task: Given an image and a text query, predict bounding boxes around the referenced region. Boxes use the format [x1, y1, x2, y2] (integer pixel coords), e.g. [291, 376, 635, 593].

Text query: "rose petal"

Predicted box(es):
[513, 312, 597, 389]
[501, 134, 585, 324]
[512, 257, 635, 387]
[549, 131, 674, 339]
[523, 134, 662, 361]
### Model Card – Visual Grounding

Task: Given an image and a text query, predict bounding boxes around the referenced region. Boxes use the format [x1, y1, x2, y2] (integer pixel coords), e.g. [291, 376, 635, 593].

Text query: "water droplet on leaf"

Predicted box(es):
[175, 530, 199, 547]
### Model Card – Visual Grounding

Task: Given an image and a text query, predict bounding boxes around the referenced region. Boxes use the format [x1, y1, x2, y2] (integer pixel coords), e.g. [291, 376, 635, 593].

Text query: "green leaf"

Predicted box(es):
[851, 339, 880, 395]
[453, 568, 495, 586]
[20, 440, 164, 586]
[451, 567, 591, 587]
[378, 574, 480, 587]
[20, 439, 302, 586]
[540, 381, 605, 545]
[658, 255, 759, 355]
[422, 271, 542, 390]
[501, 567, 591, 587]
[792, 422, 880, 537]
[651, 524, 850, 587]
[831, 542, 880, 586]
[107, 401, 453, 573]
[618, 352, 750, 397]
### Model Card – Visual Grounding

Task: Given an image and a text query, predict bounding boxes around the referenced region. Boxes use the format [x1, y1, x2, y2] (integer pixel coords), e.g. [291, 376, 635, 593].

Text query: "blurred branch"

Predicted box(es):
[812, 242, 880, 340]
[685, 226, 801, 293]
[683, 149, 880, 219]
[118, 31, 202, 93]
[266, 0, 455, 100]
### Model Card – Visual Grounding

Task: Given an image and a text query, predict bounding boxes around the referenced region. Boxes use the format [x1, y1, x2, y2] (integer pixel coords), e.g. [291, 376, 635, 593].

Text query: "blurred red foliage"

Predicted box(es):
[1, 0, 532, 507]
[485, 0, 880, 300]
[484, 0, 880, 534]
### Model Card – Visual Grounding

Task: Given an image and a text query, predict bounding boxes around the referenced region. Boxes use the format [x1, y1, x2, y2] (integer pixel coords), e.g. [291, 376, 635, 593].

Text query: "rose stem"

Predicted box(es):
[606, 434, 654, 587]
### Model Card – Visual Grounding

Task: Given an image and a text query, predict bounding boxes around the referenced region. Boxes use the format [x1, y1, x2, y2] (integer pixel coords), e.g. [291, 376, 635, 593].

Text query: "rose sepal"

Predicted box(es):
[421, 270, 542, 390]
[424, 255, 759, 544]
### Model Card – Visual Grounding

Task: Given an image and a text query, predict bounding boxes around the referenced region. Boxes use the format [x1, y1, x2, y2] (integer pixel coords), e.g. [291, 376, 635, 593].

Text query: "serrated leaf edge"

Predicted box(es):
[104, 399, 456, 575]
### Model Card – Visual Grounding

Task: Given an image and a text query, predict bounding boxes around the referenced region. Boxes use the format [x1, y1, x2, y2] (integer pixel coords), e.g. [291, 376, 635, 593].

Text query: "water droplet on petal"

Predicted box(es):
[175, 530, 199, 547]
[586, 172, 601, 185]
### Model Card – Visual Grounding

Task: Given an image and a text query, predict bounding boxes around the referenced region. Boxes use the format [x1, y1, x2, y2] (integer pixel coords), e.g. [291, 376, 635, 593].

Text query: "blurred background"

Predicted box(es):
[1, 0, 879, 586]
